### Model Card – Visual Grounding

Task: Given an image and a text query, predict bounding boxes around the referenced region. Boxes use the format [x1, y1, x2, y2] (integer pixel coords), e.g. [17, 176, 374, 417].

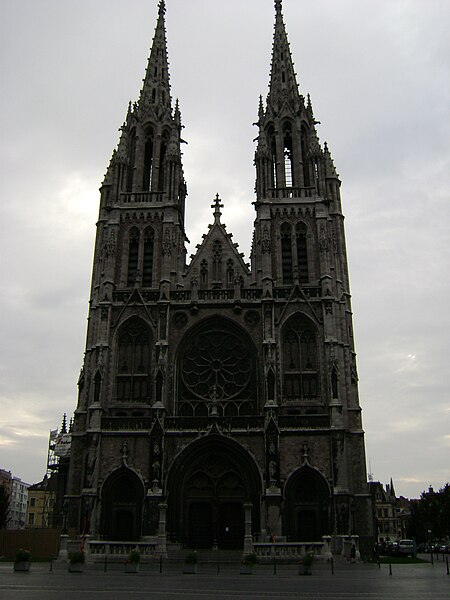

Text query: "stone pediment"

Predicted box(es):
[184, 195, 250, 289]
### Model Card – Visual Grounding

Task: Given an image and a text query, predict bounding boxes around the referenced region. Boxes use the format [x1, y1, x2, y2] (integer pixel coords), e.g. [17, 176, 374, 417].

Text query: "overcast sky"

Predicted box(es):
[1, 0, 449, 499]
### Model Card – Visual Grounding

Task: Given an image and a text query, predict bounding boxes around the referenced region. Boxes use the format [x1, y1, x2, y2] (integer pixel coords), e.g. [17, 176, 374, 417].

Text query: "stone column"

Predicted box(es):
[243, 502, 254, 555]
[321, 535, 333, 560]
[58, 534, 69, 562]
[157, 502, 168, 557]
[350, 534, 361, 561]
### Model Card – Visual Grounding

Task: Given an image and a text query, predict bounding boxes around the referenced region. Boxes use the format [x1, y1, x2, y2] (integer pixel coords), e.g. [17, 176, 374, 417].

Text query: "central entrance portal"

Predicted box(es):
[187, 500, 244, 549]
[184, 454, 245, 549]
[167, 436, 261, 549]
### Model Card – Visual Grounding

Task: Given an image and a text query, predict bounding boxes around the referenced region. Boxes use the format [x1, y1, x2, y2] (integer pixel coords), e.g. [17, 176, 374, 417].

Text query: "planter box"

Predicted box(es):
[14, 561, 30, 572]
[240, 565, 253, 575]
[125, 563, 139, 573]
[183, 564, 197, 574]
[68, 563, 84, 573]
[299, 565, 312, 576]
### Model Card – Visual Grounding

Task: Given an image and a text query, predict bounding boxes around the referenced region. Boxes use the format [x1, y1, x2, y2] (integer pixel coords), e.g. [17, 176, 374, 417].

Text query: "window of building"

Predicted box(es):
[28, 513, 34, 525]
[280, 222, 293, 284]
[143, 126, 155, 191]
[158, 131, 169, 190]
[116, 317, 152, 403]
[226, 259, 234, 288]
[200, 259, 208, 289]
[295, 222, 309, 283]
[282, 314, 319, 402]
[142, 227, 154, 287]
[301, 126, 310, 187]
[267, 125, 277, 188]
[283, 123, 293, 187]
[126, 130, 136, 192]
[127, 227, 140, 286]
[212, 240, 222, 283]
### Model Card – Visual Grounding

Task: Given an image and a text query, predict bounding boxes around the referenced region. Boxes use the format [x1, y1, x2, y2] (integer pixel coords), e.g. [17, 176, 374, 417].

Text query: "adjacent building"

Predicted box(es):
[8, 475, 29, 529]
[65, 0, 373, 555]
[26, 476, 56, 528]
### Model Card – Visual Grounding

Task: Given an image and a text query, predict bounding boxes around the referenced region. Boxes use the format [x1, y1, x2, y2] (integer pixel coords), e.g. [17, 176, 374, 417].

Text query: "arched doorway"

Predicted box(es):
[100, 467, 145, 541]
[283, 466, 330, 542]
[167, 435, 261, 549]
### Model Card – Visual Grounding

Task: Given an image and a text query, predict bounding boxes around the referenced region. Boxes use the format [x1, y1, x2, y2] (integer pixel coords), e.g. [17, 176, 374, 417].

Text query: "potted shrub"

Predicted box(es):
[68, 550, 85, 573]
[240, 552, 257, 575]
[183, 550, 198, 574]
[125, 549, 141, 573]
[299, 552, 314, 576]
[14, 549, 30, 572]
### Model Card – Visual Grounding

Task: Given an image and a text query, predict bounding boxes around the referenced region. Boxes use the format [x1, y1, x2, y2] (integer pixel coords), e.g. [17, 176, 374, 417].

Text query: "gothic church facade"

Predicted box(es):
[66, 0, 373, 554]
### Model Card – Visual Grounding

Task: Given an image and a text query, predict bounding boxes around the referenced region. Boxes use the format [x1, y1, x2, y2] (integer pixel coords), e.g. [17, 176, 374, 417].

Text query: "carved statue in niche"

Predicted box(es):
[84, 434, 99, 487]
[152, 460, 161, 484]
[336, 501, 349, 534]
[162, 228, 171, 256]
[261, 224, 271, 254]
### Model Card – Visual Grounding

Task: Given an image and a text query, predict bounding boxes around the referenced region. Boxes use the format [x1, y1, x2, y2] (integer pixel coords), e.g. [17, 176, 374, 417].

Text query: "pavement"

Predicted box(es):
[0, 556, 449, 599]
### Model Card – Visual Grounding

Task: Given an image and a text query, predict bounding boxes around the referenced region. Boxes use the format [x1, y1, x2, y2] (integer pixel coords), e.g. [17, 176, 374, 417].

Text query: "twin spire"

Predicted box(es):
[139, 0, 172, 115]
[268, 0, 300, 109]
[139, 0, 300, 118]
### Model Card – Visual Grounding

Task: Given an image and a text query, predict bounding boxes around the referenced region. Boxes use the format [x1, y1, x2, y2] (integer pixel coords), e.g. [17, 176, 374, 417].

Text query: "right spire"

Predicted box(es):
[254, 0, 341, 204]
[267, 0, 301, 110]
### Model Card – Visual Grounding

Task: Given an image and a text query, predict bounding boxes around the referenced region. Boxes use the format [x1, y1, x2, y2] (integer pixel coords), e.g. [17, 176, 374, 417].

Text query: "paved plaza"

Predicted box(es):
[0, 558, 448, 600]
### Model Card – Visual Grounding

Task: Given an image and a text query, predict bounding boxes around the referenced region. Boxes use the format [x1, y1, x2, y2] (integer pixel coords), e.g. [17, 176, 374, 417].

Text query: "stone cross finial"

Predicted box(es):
[211, 193, 223, 224]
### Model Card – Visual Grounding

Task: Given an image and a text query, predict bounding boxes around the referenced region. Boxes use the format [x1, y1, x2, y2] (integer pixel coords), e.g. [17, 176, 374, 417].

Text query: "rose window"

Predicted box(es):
[181, 329, 251, 400]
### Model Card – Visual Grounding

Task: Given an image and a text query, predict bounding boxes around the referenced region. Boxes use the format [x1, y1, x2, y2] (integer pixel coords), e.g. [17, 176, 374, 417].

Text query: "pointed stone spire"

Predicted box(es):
[138, 0, 172, 116]
[324, 142, 339, 179]
[390, 477, 396, 497]
[255, 96, 270, 159]
[307, 124, 322, 158]
[267, 0, 300, 109]
[61, 413, 67, 434]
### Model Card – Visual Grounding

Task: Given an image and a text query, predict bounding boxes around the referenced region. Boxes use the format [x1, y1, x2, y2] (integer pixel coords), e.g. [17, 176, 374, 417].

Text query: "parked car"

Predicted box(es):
[386, 541, 400, 556]
[398, 539, 416, 557]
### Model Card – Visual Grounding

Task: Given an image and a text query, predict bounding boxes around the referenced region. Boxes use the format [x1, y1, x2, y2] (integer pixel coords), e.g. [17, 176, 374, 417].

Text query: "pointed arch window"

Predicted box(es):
[116, 317, 152, 403]
[267, 125, 277, 187]
[142, 227, 154, 287]
[280, 222, 293, 285]
[200, 259, 208, 289]
[127, 228, 140, 286]
[143, 126, 155, 191]
[283, 123, 293, 187]
[282, 314, 319, 402]
[158, 131, 169, 191]
[226, 259, 235, 288]
[296, 222, 309, 283]
[301, 126, 310, 187]
[331, 366, 339, 399]
[212, 240, 222, 283]
[126, 130, 136, 192]
[93, 371, 102, 404]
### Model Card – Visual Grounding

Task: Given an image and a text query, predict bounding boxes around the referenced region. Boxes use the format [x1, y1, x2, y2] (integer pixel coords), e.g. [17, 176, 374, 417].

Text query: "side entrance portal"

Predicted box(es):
[167, 436, 261, 549]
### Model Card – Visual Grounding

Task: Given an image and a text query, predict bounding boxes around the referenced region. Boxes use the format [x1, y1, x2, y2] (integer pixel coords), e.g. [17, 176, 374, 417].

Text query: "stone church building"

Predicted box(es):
[65, 0, 373, 556]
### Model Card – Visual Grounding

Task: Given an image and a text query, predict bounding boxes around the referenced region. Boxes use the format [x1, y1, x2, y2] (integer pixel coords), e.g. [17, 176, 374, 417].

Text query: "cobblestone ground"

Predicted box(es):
[0, 557, 448, 600]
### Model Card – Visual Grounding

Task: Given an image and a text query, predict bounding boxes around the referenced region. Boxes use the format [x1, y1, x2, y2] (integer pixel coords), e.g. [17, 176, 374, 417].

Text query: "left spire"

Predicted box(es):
[138, 0, 172, 116]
